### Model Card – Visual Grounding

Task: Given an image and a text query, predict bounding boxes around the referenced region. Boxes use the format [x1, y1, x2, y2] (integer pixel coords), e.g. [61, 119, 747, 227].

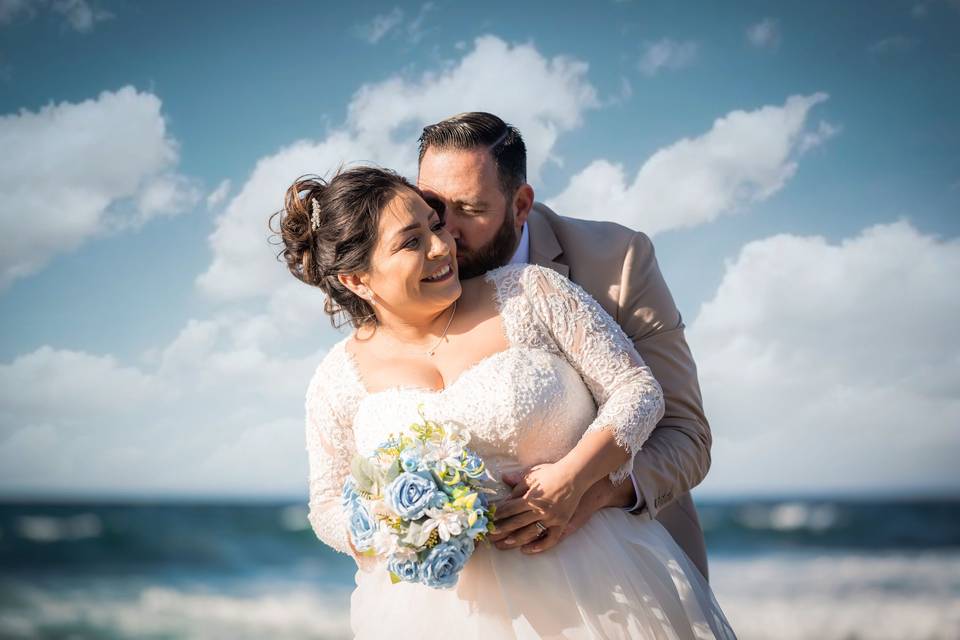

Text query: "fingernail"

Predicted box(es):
[504, 537, 515, 545]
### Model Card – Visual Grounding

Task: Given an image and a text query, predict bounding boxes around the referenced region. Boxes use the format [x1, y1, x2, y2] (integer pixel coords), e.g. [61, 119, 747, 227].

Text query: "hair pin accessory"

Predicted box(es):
[311, 198, 322, 231]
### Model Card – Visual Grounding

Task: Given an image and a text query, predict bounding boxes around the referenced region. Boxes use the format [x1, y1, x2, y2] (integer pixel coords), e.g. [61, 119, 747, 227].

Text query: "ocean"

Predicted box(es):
[1, 498, 957, 639]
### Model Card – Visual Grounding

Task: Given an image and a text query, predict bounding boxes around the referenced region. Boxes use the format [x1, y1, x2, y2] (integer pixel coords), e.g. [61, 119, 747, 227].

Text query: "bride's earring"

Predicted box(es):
[359, 290, 378, 323]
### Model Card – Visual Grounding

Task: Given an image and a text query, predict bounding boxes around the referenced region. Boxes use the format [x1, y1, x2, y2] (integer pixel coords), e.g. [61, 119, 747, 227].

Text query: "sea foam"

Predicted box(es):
[711, 552, 960, 640]
[0, 578, 353, 640]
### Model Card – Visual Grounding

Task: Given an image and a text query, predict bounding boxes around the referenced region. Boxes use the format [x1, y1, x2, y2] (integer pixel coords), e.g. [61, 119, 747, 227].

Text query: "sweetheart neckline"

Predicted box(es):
[338, 341, 526, 400]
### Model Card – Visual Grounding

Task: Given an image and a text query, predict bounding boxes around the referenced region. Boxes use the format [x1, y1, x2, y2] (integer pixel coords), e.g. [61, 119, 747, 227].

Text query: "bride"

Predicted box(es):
[272, 165, 737, 639]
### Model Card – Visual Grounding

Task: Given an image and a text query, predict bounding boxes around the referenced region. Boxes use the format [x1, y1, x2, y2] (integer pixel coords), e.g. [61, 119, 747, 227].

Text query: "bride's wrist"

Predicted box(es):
[555, 457, 593, 499]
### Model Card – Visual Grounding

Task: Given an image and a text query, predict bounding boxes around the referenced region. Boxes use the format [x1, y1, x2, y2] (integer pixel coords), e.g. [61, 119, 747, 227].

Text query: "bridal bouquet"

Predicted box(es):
[343, 405, 498, 589]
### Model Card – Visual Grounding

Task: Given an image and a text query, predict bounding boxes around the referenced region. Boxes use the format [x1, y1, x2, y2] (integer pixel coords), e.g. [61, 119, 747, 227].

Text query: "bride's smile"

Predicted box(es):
[421, 261, 454, 283]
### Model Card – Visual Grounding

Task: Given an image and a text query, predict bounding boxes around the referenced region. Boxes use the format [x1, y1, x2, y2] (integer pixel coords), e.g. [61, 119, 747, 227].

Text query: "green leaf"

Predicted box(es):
[384, 459, 402, 484]
[350, 455, 376, 493]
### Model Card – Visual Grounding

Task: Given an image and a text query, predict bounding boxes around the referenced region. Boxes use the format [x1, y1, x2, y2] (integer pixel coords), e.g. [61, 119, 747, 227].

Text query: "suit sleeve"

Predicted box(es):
[618, 232, 712, 519]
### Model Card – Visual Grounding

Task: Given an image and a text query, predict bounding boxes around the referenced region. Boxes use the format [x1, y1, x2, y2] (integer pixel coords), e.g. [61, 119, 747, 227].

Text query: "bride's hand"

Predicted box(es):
[488, 462, 586, 553]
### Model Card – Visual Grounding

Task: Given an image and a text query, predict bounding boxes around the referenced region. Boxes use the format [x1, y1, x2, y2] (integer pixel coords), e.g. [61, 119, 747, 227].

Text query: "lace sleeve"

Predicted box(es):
[521, 264, 665, 485]
[304, 349, 359, 559]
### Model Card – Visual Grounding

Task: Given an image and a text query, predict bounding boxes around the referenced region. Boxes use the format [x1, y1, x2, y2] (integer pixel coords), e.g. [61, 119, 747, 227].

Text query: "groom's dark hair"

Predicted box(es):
[417, 112, 527, 197]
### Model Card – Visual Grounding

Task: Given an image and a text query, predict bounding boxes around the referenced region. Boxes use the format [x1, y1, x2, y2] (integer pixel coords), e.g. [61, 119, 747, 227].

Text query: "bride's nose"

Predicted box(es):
[426, 231, 450, 259]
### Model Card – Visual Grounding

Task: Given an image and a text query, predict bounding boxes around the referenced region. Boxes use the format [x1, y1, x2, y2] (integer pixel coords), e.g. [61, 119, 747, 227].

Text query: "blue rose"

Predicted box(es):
[419, 540, 471, 589]
[456, 535, 475, 559]
[386, 472, 438, 520]
[347, 500, 376, 551]
[460, 451, 485, 478]
[341, 477, 360, 508]
[399, 449, 421, 473]
[387, 556, 421, 583]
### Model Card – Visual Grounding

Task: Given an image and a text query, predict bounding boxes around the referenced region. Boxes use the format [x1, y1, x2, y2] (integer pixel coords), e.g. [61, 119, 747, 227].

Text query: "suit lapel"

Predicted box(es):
[526, 205, 570, 278]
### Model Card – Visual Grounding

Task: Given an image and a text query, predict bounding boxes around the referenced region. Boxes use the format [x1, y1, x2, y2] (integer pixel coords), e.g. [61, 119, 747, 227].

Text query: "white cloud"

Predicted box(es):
[637, 38, 698, 76]
[51, 0, 110, 32]
[355, 3, 433, 45]
[356, 7, 403, 44]
[548, 93, 836, 236]
[0, 279, 334, 496]
[799, 119, 841, 153]
[746, 18, 781, 49]
[0, 0, 111, 32]
[131, 173, 201, 226]
[206, 179, 231, 210]
[0, 346, 159, 418]
[0, 86, 199, 290]
[197, 35, 600, 301]
[689, 220, 960, 495]
[405, 2, 434, 44]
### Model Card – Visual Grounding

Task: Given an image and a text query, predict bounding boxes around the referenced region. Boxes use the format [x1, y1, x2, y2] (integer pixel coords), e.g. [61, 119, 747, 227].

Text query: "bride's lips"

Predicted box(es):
[421, 261, 454, 283]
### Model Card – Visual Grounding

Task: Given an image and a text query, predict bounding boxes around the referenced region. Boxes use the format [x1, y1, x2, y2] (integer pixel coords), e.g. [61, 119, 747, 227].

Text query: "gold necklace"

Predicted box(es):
[424, 300, 457, 356]
[380, 301, 458, 357]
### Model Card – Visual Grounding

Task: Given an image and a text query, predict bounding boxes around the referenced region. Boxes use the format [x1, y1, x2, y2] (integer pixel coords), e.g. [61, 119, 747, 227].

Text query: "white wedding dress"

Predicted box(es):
[304, 263, 736, 639]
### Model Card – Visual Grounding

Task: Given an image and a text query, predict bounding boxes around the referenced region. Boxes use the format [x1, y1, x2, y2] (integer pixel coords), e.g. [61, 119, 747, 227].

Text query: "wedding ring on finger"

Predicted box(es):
[534, 521, 547, 535]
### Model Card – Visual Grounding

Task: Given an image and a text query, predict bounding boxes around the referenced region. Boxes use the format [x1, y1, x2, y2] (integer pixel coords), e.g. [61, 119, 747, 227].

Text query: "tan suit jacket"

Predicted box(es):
[527, 202, 712, 581]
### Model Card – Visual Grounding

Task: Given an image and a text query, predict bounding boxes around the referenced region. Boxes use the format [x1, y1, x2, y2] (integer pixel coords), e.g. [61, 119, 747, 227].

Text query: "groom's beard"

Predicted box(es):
[455, 206, 519, 280]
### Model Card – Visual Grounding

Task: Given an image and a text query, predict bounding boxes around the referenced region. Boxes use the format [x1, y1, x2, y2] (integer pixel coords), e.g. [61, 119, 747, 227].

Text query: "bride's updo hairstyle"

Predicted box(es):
[270, 166, 417, 329]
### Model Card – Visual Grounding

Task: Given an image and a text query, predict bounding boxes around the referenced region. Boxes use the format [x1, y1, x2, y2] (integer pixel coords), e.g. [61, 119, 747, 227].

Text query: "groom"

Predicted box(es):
[416, 112, 713, 580]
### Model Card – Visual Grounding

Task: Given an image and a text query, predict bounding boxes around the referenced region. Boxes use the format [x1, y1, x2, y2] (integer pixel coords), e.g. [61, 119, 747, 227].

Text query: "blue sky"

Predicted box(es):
[1, 0, 958, 498]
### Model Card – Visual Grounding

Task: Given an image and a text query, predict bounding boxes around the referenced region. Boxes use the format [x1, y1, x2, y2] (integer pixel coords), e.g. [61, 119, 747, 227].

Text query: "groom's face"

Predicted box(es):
[417, 147, 525, 280]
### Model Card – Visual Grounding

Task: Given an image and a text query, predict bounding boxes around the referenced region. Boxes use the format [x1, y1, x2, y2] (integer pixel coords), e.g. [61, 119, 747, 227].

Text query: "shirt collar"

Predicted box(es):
[509, 221, 530, 265]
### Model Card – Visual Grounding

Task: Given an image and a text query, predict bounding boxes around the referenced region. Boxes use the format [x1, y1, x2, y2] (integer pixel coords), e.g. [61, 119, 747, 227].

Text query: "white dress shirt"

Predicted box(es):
[508, 222, 644, 513]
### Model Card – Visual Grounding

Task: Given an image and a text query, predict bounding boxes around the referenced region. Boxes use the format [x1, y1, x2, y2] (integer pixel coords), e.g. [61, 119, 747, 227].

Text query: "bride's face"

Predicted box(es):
[355, 187, 461, 319]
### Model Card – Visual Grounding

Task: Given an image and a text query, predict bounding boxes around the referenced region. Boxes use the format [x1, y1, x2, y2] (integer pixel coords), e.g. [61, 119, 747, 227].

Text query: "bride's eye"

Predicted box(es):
[403, 237, 421, 250]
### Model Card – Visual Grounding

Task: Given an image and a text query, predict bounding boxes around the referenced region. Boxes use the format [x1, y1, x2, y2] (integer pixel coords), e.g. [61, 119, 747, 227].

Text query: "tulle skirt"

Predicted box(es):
[350, 508, 737, 639]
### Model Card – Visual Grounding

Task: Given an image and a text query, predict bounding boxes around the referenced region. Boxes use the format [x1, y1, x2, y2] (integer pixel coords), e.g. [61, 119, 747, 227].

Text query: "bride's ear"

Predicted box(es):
[337, 272, 374, 302]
